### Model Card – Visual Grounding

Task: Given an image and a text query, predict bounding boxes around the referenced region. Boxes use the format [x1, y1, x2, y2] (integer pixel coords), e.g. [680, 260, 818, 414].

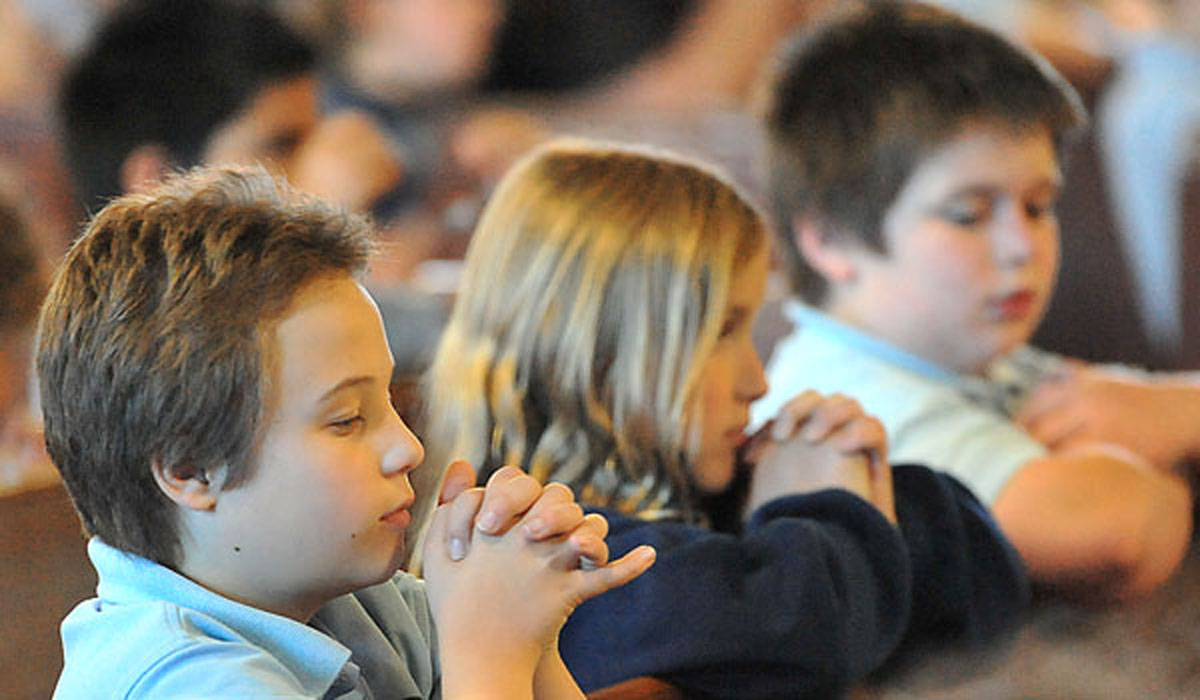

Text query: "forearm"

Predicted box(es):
[992, 452, 1192, 602]
[533, 645, 585, 700]
[1148, 375, 1200, 464]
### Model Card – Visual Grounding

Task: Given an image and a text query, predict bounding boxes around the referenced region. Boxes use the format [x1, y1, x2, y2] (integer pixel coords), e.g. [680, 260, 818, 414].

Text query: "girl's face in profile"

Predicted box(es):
[686, 246, 769, 494]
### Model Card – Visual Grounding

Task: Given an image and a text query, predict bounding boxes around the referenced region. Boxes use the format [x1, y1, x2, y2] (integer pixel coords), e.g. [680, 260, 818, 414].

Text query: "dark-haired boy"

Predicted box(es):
[39, 165, 653, 698]
[754, 1, 1194, 603]
[59, 0, 400, 219]
[59, 0, 450, 398]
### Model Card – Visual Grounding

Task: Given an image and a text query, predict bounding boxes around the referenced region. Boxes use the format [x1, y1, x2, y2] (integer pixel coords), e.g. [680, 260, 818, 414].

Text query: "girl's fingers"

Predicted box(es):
[869, 460, 897, 525]
[801, 394, 864, 442]
[825, 415, 888, 460]
[771, 390, 822, 441]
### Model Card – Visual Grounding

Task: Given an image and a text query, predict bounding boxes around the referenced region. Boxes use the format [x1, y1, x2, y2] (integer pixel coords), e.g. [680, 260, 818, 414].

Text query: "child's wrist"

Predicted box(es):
[439, 639, 540, 699]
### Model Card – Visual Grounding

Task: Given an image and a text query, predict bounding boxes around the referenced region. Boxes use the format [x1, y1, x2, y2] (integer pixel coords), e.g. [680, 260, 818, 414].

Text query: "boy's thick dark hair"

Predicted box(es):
[762, 1, 1085, 304]
[36, 166, 374, 567]
[59, 0, 316, 212]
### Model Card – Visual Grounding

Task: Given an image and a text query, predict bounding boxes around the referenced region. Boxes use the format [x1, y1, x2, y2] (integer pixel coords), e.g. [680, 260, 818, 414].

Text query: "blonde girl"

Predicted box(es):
[422, 140, 1028, 698]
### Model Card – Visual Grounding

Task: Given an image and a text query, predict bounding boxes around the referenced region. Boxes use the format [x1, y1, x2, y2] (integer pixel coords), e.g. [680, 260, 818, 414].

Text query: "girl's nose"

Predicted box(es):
[739, 344, 769, 403]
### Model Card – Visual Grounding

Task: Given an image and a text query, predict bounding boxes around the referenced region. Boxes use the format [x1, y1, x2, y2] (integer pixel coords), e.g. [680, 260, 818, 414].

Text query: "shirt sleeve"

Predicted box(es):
[560, 492, 912, 699]
[889, 393, 1047, 505]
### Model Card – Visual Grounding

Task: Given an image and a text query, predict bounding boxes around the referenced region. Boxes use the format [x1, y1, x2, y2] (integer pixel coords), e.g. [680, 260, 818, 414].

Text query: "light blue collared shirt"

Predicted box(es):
[55, 538, 439, 699]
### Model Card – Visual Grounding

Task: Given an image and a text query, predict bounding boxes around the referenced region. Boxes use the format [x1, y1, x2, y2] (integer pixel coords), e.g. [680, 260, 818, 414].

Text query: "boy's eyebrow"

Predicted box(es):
[317, 375, 381, 403]
[944, 177, 1062, 200]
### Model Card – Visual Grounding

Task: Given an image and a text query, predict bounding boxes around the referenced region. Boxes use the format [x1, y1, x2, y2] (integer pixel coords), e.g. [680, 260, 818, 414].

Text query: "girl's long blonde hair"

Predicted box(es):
[422, 139, 766, 521]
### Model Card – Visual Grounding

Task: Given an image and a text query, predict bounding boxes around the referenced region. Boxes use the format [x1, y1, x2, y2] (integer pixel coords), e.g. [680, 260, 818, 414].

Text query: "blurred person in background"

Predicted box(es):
[484, 0, 822, 112]
[0, 184, 55, 495]
[59, 0, 447, 423]
[314, 0, 550, 280]
[1096, 0, 1200, 367]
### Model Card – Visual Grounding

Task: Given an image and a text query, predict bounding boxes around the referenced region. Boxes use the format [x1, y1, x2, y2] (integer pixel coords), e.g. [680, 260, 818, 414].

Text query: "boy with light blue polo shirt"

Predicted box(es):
[37, 166, 653, 699]
[754, 1, 1193, 604]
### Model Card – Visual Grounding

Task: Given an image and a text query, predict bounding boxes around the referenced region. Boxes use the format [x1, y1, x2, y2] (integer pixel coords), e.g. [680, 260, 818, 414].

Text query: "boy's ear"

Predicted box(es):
[151, 458, 220, 512]
[793, 215, 858, 284]
[119, 143, 170, 195]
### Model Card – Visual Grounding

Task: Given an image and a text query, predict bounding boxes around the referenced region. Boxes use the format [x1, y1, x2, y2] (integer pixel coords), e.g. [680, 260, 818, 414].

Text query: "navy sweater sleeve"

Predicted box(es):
[561, 491, 911, 699]
[889, 464, 1030, 651]
[560, 465, 1029, 699]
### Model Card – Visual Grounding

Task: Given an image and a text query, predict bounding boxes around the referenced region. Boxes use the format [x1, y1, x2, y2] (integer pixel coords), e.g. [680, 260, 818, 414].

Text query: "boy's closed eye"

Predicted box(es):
[1024, 187, 1060, 221]
[937, 195, 992, 228]
[328, 413, 365, 435]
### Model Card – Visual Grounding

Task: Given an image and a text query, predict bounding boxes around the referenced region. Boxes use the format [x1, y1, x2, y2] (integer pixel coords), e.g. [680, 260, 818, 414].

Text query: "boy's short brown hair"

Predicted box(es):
[37, 166, 374, 567]
[761, 1, 1085, 305]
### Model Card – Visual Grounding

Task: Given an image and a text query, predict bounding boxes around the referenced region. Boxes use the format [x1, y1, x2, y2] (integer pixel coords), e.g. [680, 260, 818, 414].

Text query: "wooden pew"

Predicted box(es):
[0, 483, 95, 699]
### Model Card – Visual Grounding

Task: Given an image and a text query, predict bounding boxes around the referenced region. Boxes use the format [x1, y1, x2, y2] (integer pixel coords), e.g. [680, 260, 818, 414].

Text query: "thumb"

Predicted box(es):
[439, 459, 477, 505]
[573, 545, 656, 602]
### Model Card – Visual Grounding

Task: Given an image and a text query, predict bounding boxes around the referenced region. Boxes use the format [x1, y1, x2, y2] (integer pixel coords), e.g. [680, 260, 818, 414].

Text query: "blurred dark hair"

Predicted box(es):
[59, 0, 316, 212]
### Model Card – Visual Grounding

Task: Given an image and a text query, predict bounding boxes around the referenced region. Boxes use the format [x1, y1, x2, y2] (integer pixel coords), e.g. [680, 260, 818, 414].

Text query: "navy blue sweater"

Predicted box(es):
[560, 464, 1028, 699]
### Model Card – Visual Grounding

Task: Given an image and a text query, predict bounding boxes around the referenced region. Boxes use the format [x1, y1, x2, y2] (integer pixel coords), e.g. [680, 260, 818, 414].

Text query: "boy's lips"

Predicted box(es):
[379, 503, 413, 529]
[991, 289, 1036, 320]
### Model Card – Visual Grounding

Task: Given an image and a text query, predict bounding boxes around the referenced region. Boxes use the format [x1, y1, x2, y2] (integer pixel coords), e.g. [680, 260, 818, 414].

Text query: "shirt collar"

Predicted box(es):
[89, 538, 353, 695]
[783, 301, 961, 385]
[782, 302, 1060, 416]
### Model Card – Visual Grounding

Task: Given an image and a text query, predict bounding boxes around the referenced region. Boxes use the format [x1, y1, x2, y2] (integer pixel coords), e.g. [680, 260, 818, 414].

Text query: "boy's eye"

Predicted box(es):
[329, 415, 365, 435]
[939, 202, 990, 227]
[1025, 198, 1055, 220]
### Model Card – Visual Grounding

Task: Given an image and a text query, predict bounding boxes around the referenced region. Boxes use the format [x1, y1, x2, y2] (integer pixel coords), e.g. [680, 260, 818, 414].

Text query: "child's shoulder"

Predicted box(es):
[58, 540, 354, 699]
[760, 307, 965, 426]
[307, 571, 440, 699]
[56, 596, 327, 699]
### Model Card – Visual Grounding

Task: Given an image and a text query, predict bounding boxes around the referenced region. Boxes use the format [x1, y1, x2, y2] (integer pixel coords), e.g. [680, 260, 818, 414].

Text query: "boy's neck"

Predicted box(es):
[820, 300, 997, 377]
[173, 531, 333, 623]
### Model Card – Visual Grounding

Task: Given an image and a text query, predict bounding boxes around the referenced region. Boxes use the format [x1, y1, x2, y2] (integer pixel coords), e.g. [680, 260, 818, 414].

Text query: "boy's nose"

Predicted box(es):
[382, 414, 425, 476]
[993, 209, 1038, 265]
